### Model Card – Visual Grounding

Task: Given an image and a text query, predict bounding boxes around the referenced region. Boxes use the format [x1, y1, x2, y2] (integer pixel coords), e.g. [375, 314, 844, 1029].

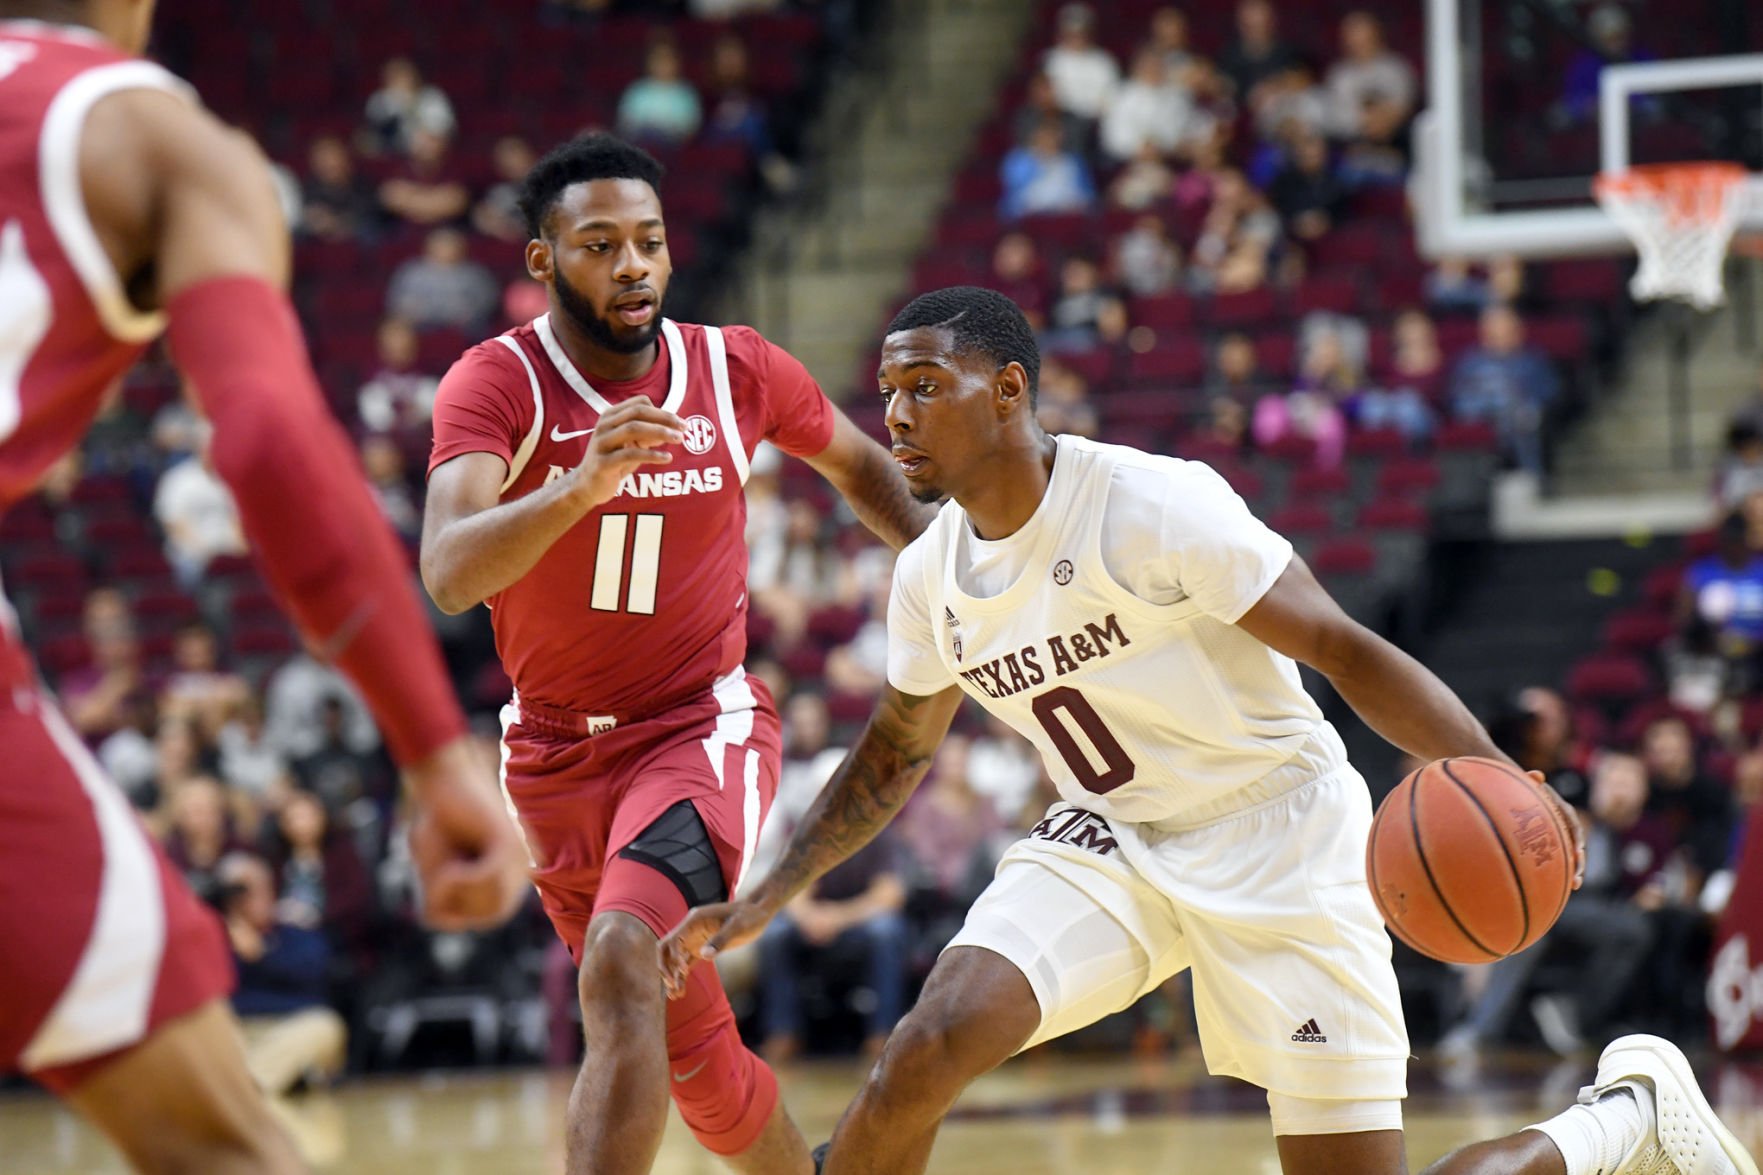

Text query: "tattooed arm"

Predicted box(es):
[658, 683, 964, 994]
[804, 408, 939, 551]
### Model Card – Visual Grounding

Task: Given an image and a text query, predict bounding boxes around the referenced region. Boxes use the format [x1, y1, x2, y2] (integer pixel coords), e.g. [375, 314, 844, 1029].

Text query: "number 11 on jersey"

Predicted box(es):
[591, 514, 663, 615]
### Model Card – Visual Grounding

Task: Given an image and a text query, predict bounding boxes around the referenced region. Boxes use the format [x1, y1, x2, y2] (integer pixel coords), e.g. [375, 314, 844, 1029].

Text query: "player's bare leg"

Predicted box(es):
[1424, 1034, 1757, 1175]
[1276, 1130, 1410, 1175]
[821, 946, 1041, 1175]
[721, 1101, 813, 1175]
[65, 999, 306, 1175]
[569, 912, 671, 1175]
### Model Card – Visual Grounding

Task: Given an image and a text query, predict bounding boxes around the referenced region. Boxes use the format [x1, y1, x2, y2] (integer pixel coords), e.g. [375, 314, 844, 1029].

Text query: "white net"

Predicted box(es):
[1594, 163, 1749, 310]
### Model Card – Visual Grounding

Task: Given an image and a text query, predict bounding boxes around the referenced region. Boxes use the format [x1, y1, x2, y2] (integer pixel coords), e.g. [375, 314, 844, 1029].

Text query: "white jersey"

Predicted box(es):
[887, 435, 1346, 827]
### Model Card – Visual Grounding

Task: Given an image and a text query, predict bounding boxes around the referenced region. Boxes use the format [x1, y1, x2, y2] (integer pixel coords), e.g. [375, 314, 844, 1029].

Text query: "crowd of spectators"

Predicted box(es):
[980, 0, 1574, 475]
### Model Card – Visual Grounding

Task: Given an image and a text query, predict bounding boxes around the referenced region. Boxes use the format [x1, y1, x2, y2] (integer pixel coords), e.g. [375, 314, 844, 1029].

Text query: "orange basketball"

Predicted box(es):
[1366, 757, 1575, 964]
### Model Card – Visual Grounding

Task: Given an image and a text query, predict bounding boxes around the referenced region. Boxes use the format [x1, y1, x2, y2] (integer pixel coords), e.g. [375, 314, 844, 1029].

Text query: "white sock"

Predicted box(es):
[1525, 1085, 1651, 1175]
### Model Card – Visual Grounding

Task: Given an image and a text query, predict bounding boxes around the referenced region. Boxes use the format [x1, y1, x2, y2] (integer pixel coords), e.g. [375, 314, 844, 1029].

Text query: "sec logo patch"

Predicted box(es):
[1053, 559, 1075, 585]
[682, 415, 717, 455]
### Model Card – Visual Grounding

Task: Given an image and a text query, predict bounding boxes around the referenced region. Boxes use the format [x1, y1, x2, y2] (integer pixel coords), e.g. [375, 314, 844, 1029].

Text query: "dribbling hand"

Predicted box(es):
[403, 736, 530, 931]
[568, 398, 686, 509]
[658, 899, 778, 999]
[1527, 770, 1587, 891]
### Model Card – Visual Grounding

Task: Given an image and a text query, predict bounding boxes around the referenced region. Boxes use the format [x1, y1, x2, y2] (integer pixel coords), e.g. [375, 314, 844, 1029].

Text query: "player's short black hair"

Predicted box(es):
[885, 286, 1040, 405]
[517, 132, 665, 240]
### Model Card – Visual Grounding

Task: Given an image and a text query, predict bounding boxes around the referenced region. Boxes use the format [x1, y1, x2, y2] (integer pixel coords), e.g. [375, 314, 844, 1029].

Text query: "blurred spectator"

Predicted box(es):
[1113, 214, 1183, 297]
[219, 852, 348, 1095]
[759, 825, 909, 1061]
[99, 691, 160, 804]
[264, 653, 379, 761]
[504, 277, 550, 325]
[218, 692, 290, 802]
[989, 231, 1049, 327]
[1487, 685, 1591, 807]
[1716, 420, 1763, 510]
[471, 136, 539, 243]
[1425, 256, 1489, 315]
[360, 435, 422, 541]
[750, 498, 842, 648]
[1036, 356, 1100, 438]
[163, 774, 248, 906]
[161, 620, 250, 738]
[1267, 130, 1343, 240]
[1042, 2, 1119, 121]
[300, 136, 379, 242]
[153, 429, 246, 587]
[386, 229, 500, 332]
[1251, 64, 1330, 144]
[999, 118, 1098, 220]
[1384, 307, 1447, 405]
[153, 715, 208, 800]
[1208, 331, 1269, 403]
[1679, 511, 1763, 682]
[357, 318, 441, 434]
[1440, 751, 1658, 1057]
[62, 587, 151, 741]
[1172, 136, 1229, 212]
[1325, 11, 1415, 139]
[264, 789, 378, 970]
[1560, 5, 1654, 126]
[617, 36, 703, 146]
[294, 697, 390, 815]
[704, 33, 792, 192]
[1043, 256, 1127, 352]
[1012, 71, 1087, 155]
[1146, 5, 1196, 75]
[1640, 714, 1737, 884]
[1487, 254, 1528, 309]
[1255, 327, 1350, 468]
[1218, 0, 1299, 105]
[1447, 304, 1560, 475]
[377, 128, 471, 228]
[363, 57, 456, 155]
[1108, 142, 1178, 211]
[1189, 169, 1281, 294]
[1101, 50, 1207, 163]
[899, 736, 1006, 951]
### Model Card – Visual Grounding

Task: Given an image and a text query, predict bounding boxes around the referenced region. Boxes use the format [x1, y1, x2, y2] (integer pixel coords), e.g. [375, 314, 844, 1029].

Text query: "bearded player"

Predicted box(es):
[662, 287, 1758, 1175]
[0, 2, 527, 1172]
[419, 132, 930, 1175]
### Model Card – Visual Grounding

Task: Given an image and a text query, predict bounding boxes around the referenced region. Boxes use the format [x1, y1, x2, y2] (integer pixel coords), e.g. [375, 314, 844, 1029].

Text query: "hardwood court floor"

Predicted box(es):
[5, 1050, 1762, 1173]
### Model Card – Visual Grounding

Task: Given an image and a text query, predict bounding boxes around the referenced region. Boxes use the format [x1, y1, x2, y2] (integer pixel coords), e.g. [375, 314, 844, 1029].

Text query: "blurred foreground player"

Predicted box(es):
[420, 133, 930, 1174]
[663, 288, 1757, 1175]
[0, 3, 527, 1172]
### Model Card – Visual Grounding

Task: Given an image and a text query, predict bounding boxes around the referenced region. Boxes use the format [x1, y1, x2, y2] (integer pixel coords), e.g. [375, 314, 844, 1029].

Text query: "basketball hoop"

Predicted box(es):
[1594, 163, 1749, 310]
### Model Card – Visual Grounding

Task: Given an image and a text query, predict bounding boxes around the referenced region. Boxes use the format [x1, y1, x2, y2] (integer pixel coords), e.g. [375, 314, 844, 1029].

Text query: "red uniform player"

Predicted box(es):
[0, 4, 525, 1171]
[421, 133, 929, 1175]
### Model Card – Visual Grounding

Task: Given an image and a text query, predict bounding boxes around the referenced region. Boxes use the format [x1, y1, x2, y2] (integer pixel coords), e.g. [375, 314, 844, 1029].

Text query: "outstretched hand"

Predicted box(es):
[1527, 769, 1587, 891]
[658, 899, 778, 999]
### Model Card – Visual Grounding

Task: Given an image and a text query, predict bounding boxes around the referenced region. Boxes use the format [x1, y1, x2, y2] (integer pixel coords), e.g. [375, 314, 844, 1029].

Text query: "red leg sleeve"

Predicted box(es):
[165, 276, 465, 766]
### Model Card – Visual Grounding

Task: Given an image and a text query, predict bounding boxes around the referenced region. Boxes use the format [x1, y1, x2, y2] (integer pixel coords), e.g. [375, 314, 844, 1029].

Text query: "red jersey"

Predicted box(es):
[0, 22, 192, 691]
[428, 313, 834, 717]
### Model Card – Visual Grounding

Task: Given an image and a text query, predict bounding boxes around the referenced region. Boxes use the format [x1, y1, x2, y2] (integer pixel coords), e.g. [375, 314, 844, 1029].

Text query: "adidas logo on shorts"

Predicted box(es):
[1290, 1019, 1328, 1043]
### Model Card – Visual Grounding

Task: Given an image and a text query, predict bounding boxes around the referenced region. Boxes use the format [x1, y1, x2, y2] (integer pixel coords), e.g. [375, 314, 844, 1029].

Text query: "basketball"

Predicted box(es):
[1366, 757, 1575, 965]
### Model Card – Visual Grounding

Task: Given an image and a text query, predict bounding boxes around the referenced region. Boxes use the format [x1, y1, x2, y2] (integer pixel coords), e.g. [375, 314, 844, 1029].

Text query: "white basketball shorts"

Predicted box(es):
[946, 765, 1410, 1106]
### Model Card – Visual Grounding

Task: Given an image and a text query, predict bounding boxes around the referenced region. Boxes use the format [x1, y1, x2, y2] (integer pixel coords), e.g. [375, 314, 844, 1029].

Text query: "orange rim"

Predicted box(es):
[1595, 162, 1749, 225]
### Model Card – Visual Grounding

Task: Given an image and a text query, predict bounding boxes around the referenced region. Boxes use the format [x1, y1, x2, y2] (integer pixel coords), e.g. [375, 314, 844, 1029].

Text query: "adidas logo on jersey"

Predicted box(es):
[1290, 1019, 1328, 1043]
[944, 607, 963, 662]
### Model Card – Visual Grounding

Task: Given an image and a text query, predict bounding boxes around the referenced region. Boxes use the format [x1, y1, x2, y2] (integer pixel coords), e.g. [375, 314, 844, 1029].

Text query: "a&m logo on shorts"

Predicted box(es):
[682, 415, 717, 455]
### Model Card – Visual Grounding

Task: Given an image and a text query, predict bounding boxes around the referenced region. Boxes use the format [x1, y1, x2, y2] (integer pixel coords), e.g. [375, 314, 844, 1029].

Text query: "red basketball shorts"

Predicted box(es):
[0, 691, 233, 1093]
[497, 667, 782, 960]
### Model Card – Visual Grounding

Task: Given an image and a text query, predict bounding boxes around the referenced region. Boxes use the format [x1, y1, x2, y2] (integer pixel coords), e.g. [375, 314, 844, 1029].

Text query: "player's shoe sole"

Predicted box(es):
[1589, 1034, 1758, 1175]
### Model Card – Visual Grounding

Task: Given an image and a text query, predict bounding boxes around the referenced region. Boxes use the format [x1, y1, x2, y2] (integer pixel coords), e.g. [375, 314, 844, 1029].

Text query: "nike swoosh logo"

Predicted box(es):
[672, 1062, 707, 1083]
[550, 425, 594, 442]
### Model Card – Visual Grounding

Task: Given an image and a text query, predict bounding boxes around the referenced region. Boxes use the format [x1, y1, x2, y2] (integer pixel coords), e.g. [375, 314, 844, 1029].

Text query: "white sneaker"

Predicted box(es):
[1583, 1034, 1759, 1175]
